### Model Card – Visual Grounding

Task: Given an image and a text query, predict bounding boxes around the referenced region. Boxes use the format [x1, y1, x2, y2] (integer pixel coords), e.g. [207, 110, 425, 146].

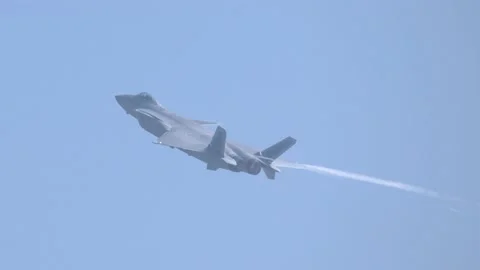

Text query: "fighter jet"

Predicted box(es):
[115, 92, 297, 179]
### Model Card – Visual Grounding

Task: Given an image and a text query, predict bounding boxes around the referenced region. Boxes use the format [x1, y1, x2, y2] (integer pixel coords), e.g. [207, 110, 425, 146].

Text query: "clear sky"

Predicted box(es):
[0, 1, 479, 269]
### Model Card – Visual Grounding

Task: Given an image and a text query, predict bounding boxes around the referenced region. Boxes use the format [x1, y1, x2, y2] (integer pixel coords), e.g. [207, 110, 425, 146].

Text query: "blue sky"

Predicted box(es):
[0, 1, 478, 269]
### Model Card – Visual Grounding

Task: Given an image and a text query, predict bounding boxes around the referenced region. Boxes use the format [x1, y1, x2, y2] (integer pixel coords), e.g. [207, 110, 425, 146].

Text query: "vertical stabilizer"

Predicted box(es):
[262, 165, 277, 180]
[207, 125, 227, 157]
[255, 136, 296, 180]
[256, 136, 297, 163]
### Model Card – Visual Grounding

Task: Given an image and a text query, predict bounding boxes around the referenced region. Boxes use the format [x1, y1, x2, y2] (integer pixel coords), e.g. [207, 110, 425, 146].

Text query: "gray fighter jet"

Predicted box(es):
[115, 92, 296, 179]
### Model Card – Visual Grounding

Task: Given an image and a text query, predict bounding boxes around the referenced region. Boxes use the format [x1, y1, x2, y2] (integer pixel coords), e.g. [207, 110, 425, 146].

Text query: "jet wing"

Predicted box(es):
[155, 127, 209, 152]
[137, 108, 217, 127]
[136, 108, 215, 152]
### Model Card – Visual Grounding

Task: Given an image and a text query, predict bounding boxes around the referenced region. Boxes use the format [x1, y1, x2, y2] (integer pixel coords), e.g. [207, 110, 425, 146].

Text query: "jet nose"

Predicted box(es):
[115, 94, 132, 113]
[115, 94, 124, 103]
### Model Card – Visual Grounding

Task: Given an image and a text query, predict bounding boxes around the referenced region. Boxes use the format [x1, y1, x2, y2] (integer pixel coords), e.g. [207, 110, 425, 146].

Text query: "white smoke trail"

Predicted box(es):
[275, 161, 462, 202]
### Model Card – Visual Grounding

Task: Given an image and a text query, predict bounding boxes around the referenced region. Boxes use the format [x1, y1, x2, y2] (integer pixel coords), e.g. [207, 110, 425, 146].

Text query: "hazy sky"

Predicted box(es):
[0, 1, 478, 269]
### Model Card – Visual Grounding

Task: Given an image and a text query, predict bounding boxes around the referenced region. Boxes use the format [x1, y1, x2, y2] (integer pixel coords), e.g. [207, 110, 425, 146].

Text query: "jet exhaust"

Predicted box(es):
[275, 161, 465, 203]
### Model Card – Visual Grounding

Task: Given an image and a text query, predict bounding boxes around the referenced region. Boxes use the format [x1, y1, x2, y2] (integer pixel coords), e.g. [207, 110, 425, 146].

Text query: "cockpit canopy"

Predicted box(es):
[137, 92, 158, 105]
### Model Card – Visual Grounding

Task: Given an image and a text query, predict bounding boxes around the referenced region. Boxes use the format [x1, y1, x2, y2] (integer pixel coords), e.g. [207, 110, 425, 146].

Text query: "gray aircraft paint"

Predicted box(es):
[115, 92, 296, 179]
[114, 93, 473, 209]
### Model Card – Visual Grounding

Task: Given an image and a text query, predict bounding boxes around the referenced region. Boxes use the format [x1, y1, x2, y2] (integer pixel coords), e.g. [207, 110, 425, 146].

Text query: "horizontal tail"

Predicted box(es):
[255, 136, 297, 179]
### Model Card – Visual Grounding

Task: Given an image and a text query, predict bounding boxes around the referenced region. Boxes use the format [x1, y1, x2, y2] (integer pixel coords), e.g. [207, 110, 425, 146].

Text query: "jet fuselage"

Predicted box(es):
[115, 92, 296, 179]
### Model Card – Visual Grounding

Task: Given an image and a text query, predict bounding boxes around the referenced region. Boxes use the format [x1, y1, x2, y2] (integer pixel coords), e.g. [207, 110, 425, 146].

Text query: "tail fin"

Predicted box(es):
[261, 165, 278, 180]
[256, 136, 297, 163]
[207, 125, 227, 157]
[255, 136, 297, 179]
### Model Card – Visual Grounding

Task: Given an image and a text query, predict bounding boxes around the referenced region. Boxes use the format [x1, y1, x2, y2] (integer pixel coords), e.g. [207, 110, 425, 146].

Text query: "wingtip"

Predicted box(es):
[287, 136, 297, 145]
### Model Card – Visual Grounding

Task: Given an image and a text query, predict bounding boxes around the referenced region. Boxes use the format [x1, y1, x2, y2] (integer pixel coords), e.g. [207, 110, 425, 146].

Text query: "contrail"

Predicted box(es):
[274, 161, 462, 202]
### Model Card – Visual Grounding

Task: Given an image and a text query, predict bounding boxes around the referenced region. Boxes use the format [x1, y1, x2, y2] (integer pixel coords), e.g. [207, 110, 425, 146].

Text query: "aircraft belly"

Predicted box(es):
[179, 149, 209, 162]
[178, 149, 231, 170]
